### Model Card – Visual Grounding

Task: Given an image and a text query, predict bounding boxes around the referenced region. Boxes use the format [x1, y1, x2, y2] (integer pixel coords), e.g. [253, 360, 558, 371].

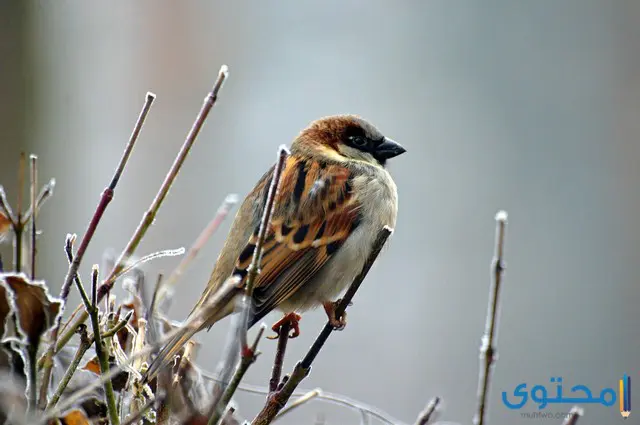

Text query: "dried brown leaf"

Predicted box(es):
[0, 273, 61, 345]
[0, 212, 10, 243]
[47, 408, 91, 425]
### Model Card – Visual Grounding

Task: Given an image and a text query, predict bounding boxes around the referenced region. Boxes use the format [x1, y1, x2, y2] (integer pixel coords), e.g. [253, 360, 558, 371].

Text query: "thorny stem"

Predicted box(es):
[473, 211, 508, 425]
[46, 325, 91, 409]
[87, 265, 120, 425]
[29, 154, 37, 280]
[251, 227, 393, 425]
[53, 92, 156, 354]
[413, 397, 440, 425]
[208, 325, 266, 425]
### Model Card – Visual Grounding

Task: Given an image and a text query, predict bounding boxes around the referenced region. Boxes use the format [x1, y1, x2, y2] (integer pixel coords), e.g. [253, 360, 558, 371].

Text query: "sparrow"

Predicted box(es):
[144, 114, 405, 381]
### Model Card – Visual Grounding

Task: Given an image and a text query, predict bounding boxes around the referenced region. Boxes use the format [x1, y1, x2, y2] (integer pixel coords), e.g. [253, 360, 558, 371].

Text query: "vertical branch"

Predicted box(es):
[45, 325, 91, 409]
[99, 65, 230, 295]
[87, 265, 120, 425]
[53, 92, 156, 353]
[58, 66, 229, 353]
[207, 325, 266, 425]
[29, 154, 37, 280]
[15, 152, 26, 272]
[251, 227, 393, 425]
[244, 146, 289, 298]
[206, 144, 287, 425]
[473, 211, 508, 425]
[269, 321, 292, 393]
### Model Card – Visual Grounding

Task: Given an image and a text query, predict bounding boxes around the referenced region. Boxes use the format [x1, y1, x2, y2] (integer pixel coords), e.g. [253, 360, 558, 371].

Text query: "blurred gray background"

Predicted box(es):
[1, 1, 639, 424]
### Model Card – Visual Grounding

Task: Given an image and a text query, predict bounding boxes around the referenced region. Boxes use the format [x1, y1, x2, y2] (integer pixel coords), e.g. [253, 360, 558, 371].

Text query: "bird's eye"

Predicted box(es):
[349, 136, 368, 148]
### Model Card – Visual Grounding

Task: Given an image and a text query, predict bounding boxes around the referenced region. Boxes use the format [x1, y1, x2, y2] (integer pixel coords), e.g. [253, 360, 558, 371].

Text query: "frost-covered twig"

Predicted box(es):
[52, 92, 155, 356]
[473, 211, 508, 425]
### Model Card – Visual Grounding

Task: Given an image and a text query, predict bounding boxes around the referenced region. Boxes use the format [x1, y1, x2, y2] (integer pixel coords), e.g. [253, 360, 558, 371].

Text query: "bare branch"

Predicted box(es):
[413, 397, 440, 425]
[473, 211, 508, 425]
[53, 92, 156, 354]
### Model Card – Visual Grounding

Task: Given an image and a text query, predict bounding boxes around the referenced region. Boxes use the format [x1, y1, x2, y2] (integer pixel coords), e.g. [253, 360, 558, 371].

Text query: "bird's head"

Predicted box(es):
[292, 115, 406, 167]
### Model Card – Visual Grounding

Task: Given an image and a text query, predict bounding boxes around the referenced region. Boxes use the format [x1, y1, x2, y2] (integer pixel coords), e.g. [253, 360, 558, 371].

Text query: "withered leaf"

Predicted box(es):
[0, 273, 61, 345]
[47, 408, 90, 425]
[0, 341, 25, 379]
[0, 285, 11, 339]
[0, 212, 10, 243]
[81, 356, 128, 392]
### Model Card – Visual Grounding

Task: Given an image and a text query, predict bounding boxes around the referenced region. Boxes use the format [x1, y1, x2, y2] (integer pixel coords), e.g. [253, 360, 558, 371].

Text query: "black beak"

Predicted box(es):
[374, 137, 406, 160]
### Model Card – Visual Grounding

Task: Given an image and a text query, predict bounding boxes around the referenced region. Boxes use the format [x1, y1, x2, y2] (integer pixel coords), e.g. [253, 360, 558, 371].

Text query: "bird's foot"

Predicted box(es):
[323, 300, 348, 330]
[267, 312, 302, 339]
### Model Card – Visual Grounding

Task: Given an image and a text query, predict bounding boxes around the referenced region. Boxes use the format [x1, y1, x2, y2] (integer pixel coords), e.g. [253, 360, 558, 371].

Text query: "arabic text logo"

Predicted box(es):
[502, 376, 631, 417]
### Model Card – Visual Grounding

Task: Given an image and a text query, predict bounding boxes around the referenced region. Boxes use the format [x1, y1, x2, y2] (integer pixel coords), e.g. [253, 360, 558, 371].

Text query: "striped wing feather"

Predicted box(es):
[234, 156, 361, 325]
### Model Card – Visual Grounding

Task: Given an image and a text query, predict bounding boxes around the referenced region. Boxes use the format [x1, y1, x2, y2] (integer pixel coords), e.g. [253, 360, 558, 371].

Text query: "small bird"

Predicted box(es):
[144, 115, 405, 380]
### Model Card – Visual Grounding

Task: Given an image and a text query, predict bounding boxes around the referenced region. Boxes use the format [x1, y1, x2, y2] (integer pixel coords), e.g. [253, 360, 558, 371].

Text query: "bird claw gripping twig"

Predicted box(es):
[267, 312, 302, 340]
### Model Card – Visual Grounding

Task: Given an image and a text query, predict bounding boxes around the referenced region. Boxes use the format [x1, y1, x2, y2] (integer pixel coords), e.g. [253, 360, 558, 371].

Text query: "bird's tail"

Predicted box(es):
[142, 322, 199, 383]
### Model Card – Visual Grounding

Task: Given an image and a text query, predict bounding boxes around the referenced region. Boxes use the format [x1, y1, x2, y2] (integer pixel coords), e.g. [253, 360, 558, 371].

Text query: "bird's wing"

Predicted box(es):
[233, 156, 362, 324]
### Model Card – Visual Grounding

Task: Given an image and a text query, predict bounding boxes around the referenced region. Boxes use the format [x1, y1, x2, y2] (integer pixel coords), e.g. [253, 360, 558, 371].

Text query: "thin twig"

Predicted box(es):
[23, 178, 56, 223]
[37, 231, 76, 410]
[413, 397, 440, 425]
[245, 146, 289, 299]
[208, 325, 266, 425]
[53, 92, 156, 354]
[269, 320, 292, 393]
[103, 247, 185, 288]
[102, 310, 134, 339]
[274, 389, 322, 421]
[208, 146, 287, 425]
[251, 226, 393, 425]
[188, 369, 406, 425]
[45, 325, 91, 409]
[562, 406, 583, 425]
[29, 154, 37, 280]
[473, 211, 508, 425]
[121, 396, 161, 425]
[15, 153, 25, 272]
[85, 265, 119, 425]
[154, 194, 238, 307]
[44, 277, 239, 422]
[58, 67, 229, 354]
[99, 65, 229, 295]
